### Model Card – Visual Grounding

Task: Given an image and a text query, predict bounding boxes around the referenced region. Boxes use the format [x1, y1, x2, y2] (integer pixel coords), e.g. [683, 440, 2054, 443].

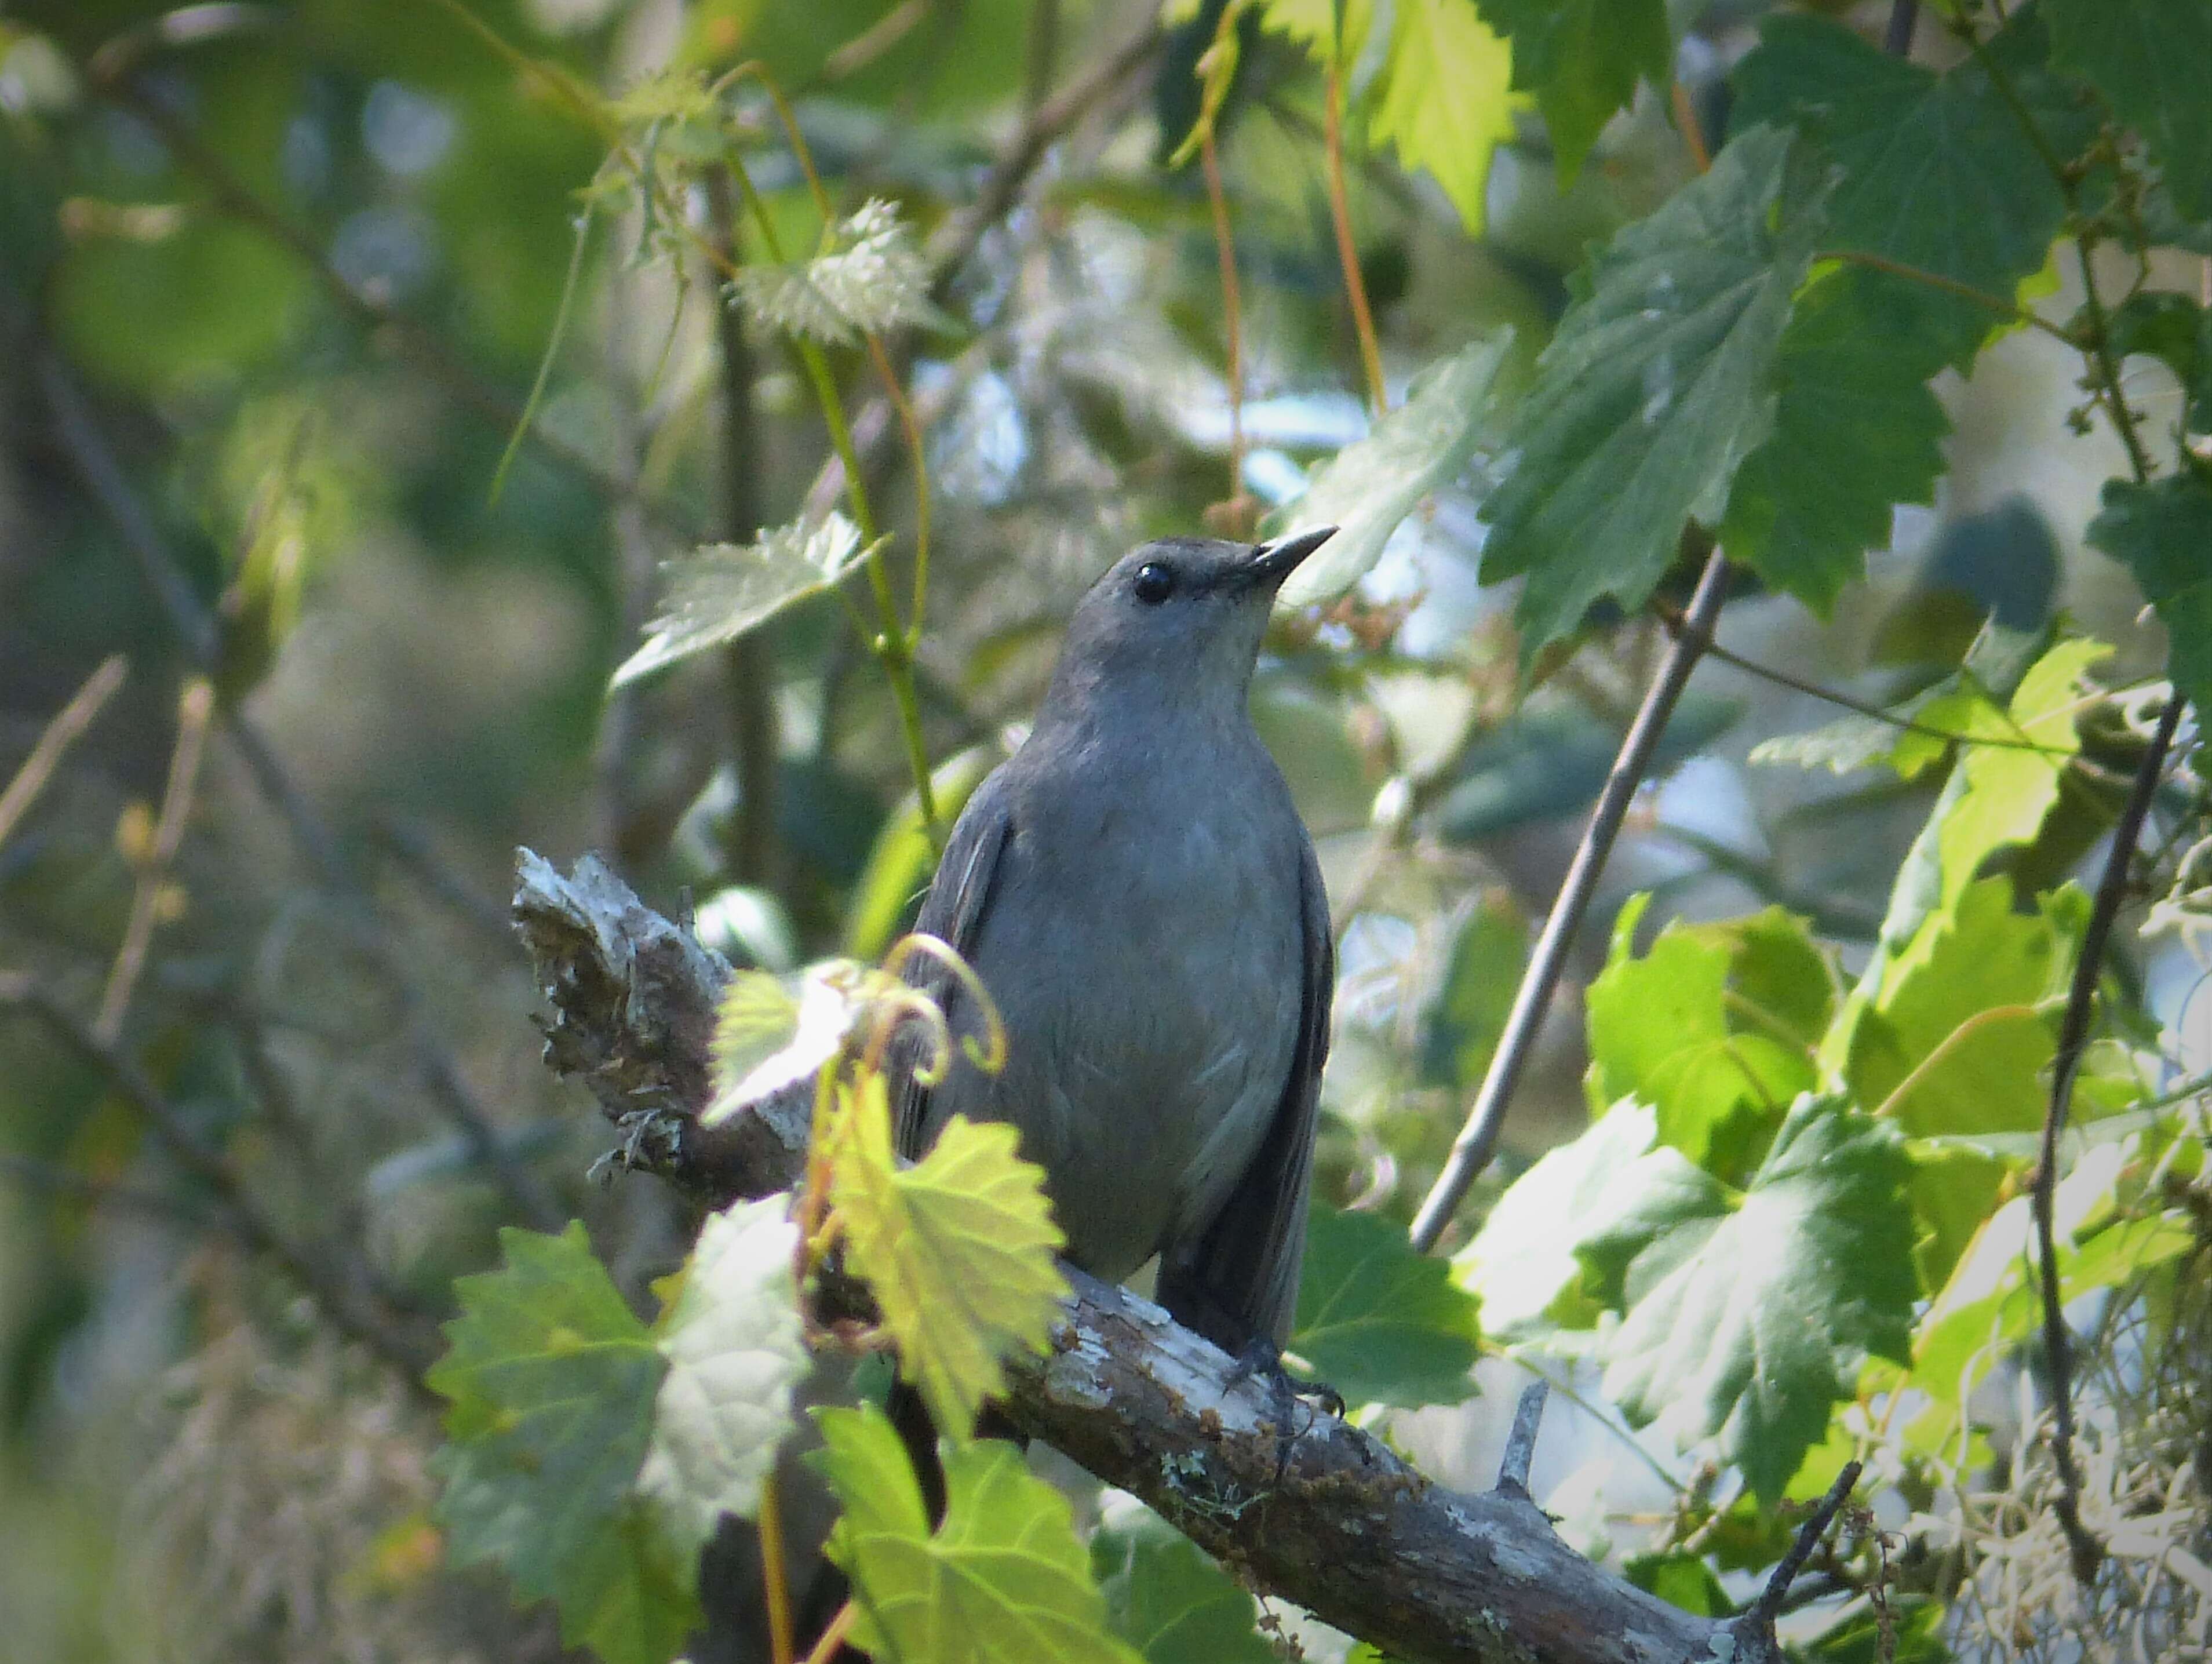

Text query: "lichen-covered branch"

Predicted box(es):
[515, 848, 1827, 1664]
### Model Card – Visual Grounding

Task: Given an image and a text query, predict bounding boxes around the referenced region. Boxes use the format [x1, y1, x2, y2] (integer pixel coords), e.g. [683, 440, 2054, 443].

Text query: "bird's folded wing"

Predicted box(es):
[1157, 835, 1333, 1351]
[893, 780, 1011, 1160]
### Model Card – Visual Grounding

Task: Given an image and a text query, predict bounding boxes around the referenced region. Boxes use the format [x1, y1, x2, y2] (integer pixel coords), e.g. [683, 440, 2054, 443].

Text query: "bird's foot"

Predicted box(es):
[1225, 1339, 1344, 1485]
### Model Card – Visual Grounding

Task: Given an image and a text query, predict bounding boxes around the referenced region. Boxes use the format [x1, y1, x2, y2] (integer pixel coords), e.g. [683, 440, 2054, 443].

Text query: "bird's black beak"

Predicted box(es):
[1246, 525, 1338, 586]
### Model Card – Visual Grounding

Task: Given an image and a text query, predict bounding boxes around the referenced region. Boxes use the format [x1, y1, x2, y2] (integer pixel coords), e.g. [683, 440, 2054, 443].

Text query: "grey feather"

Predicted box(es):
[894, 529, 1337, 1359]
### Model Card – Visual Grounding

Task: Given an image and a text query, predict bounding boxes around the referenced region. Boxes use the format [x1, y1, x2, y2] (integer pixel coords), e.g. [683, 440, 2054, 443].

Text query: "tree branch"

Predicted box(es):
[1408, 538, 1730, 1251]
[512, 849, 1836, 1664]
[2034, 690, 2182, 1583]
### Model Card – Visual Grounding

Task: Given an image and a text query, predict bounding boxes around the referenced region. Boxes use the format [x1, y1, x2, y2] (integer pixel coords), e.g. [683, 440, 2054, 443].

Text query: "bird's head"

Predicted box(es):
[1044, 527, 1337, 720]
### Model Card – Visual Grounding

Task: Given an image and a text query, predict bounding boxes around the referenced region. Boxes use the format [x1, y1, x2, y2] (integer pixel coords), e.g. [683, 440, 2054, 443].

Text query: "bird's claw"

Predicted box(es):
[1225, 1339, 1343, 1485]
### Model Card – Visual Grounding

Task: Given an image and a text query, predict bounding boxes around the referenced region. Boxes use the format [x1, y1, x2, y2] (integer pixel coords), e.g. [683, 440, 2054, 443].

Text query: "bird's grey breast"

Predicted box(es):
[926, 726, 1307, 1283]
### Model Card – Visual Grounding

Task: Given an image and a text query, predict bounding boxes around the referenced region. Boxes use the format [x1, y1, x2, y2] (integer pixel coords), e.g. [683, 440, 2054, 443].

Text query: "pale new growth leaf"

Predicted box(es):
[730, 198, 934, 345]
[828, 1073, 1068, 1439]
[812, 1403, 1144, 1664]
[613, 514, 866, 688]
[703, 955, 913, 1126]
[1268, 333, 1511, 611]
[637, 1195, 808, 1552]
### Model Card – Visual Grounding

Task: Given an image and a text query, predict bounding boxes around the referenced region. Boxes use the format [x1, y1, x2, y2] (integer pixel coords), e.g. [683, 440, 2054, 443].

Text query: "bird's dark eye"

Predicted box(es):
[1132, 562, 1175, 605]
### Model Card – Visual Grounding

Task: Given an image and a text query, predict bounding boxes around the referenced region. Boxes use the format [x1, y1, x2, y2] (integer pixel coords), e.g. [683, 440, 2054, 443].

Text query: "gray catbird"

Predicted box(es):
[897, 527, 1338, 1361]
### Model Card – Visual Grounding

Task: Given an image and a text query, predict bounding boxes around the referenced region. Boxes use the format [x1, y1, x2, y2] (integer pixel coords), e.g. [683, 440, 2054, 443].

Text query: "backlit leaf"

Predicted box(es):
[613, 514, 872, 687]
[730, 198, 938, 345]
[1268, 333, 1513, 610]
[827, 1073, 1068, 1439]
[812, 1403, 1143, 1664]
[1478, 125, 1826, 650]
[1290, 1204, 1480, 1407]
[1586, 897, 1828, 1182]
[1366, 0, 1517, 235]
[636, 1196, 808, 1554]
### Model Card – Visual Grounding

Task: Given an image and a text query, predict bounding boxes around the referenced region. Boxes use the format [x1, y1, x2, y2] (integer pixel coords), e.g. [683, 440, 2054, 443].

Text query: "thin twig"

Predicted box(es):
[1496, 1380, 1550, 1499]
[1743, 1461, 1864, 1632]
[1200, 123, 1252, 531]
[799, 1600, 855, 1664]
[2035, 691, 2182, 1583]
[1323, 59, 1387, 414]
[705, 169, 782, 890]
[1820, 249, 2080, 347]
[759, 1469, 797, 1664]
[1409, 543, 1731, 1252]
[0, 654, 127, 850]
[1655, 600, 2080, 758]
[96, 676, 214, 1042]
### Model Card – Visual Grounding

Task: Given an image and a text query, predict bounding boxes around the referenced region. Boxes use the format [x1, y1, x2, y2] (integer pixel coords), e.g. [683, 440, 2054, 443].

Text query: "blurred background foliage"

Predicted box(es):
[0, 0, 2196, 1659]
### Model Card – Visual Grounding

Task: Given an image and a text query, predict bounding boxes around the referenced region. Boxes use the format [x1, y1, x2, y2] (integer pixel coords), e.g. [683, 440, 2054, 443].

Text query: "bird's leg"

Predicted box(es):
[1224, 1338, 1344, 1485]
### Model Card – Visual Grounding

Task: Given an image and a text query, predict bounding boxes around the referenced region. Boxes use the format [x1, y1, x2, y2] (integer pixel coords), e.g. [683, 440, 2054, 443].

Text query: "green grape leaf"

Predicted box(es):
[1267, 333, 1513, 611]
[1453, 1099, 1719, 1339]
[1930, 636, 2110, 917]
[1586, 898, 1827, 1182]
[614, 514, 876, 687]
[730, 198, 940, 344]
[828, 1074, 1069, 1440]
[1290, 1205, 1481, 1407]
[2046, 0, 2212, 223]
[1366, 0, 1518, 235]
[1599, 1095, 1916, 1501]
[1478, 125, 1827, 650]
[2086, 472, 2212, 720]
[811, 1404, 1143, 1664]
[1732, 9, 2081, 369]
[1847, 878, 2080, 1138]
[1473, 0, 1672, 182]
[1718, 261, 1952, 612]
[1092, 1496, 1274, 1663]
[427, 1223, 701, 1664]
[636, 1196, 809, 1554]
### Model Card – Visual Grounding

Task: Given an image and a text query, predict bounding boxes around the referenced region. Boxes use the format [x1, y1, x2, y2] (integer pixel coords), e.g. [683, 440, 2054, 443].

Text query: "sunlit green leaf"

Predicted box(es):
[613, 514, 872, 688]
[1269, 333, 1513, 610]
[1478, 125, 1825, 650]
[1847, 878, 2079, 1138]
[846, 744, 1000, 960]
[427, 1224, 701, 1664]
[1453, 1099, 1717, 1339]
[1586, 898, 1827, 1182]
[1366, 0, 1517, 235]
[1291, 1205, 1479, 1407]
[828, 1075, 1069, 1440]
[1092, 1496, 1274, 1663]
[1473, 0, 1671, 182]
[1599, 1095, 1915, 1501]
[811, 1404, 1143, 1664]
[636, 1196, 808, 1554]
